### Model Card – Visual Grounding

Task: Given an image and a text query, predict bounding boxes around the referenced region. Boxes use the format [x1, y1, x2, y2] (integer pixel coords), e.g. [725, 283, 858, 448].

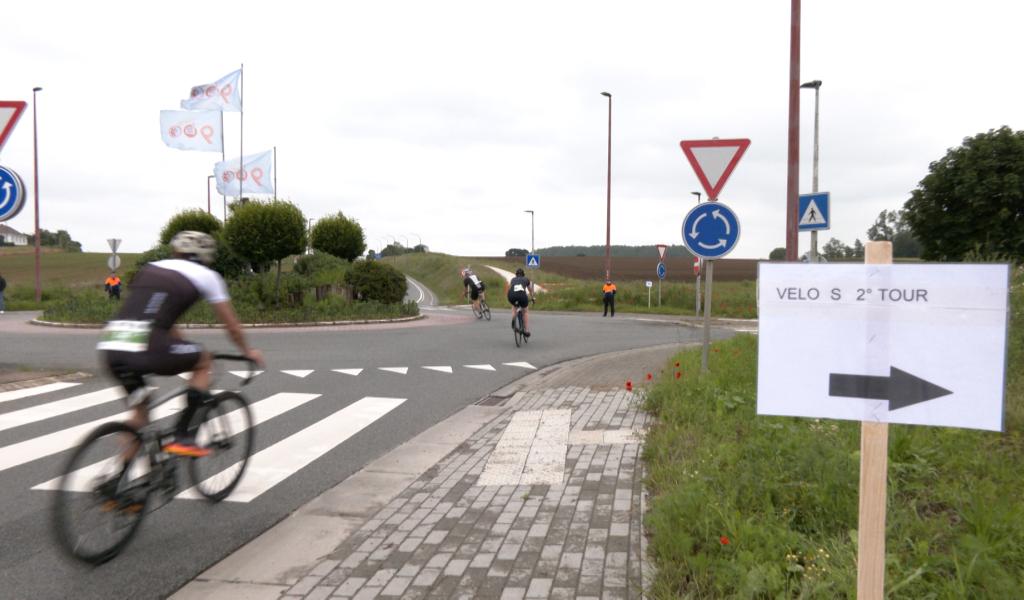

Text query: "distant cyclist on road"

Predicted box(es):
[505, 267, 534, 337]
[461, 267, 487, 317]
[97, 231, 265, 458]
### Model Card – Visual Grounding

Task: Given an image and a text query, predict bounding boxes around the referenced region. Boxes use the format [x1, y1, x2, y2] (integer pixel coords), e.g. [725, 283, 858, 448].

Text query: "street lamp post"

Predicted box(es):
[800, 80, 822, 263]
[32, 87, 42, 303]
[600, 91, 612, 280]
[524, 210, 534, 253]
[207, 175, 215, 216]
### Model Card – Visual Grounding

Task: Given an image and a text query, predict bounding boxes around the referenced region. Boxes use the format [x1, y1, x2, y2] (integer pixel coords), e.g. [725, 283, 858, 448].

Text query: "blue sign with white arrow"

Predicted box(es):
[798, 192, 830, 231]
[681, 201, 740, 259]
[657, 262, 666, 280]
[0, 165, 26, 223]
[525, 254, 540, 269]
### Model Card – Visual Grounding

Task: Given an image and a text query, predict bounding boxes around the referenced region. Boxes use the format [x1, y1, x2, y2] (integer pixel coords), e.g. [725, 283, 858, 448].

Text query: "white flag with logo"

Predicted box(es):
[159, 110, 222, 152]
[215, 150, 274, 195]
[180, 69, 241, 112]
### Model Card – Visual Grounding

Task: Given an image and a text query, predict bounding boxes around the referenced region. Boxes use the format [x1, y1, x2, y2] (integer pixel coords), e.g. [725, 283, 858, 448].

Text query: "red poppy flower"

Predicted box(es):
[720, 536, 730, 545]
[646, 373, 653, 381]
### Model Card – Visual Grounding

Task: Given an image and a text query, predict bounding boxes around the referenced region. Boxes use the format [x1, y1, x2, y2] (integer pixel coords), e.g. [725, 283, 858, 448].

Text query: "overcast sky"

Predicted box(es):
[1, 1, 1020, 260]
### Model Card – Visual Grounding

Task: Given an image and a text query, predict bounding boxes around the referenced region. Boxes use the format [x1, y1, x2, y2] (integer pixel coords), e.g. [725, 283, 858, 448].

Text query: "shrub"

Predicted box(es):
[344, 260, 406, 304]
[311, 212, 366, 262]
[223, 200, 306, 269]
[159, 209, 222, 244]
[293, 252, 347, 276]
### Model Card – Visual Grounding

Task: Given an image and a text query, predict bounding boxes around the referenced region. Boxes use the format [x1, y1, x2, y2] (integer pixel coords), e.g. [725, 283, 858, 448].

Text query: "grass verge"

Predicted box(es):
[642, 266, 1023, 598]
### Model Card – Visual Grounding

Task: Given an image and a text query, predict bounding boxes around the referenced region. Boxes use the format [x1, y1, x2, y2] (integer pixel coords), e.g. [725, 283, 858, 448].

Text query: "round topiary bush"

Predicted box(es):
[344, 261, 407, 304]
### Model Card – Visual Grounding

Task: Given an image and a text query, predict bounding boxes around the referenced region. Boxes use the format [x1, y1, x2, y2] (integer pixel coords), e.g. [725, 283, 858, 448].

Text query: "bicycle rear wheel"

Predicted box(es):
[513, 312, 523, 347]
[481, 300, 491, 320]
[520, 310, 528, 344]
[189, 391, 254, 502]
[52, 422, 152, 564]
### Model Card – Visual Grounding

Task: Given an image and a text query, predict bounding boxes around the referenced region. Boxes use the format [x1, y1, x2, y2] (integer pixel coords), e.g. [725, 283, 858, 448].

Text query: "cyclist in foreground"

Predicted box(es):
[97, 231, 264, 458]
[461, 267, 487, 317]
[505, 267, 534, 337]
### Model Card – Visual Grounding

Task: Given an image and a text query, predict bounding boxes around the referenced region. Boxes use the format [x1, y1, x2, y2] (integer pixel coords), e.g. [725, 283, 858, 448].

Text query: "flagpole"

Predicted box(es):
[239, 63, 244, 200]
[274, 146, 277, 197]
[220, 112, 226, 220]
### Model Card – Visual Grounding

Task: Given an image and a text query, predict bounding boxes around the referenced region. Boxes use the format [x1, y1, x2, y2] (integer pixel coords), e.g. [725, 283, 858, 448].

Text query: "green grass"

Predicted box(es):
[642, 266, 1024, 598]
[0, 249, 143, 310]
[386, 252, 758, 318]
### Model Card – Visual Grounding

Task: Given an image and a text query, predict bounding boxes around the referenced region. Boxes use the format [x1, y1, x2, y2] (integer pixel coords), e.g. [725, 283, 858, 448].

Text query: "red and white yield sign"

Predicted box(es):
[679, 138, 751, 200]
[0, 101, 27, 154]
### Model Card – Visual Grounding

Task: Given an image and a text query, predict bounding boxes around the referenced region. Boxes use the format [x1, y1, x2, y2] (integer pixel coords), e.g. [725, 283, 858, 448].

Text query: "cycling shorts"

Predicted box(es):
[101, 328, 205, 395]
[468, 288, 481, 301]
[508, 292, 530, 308]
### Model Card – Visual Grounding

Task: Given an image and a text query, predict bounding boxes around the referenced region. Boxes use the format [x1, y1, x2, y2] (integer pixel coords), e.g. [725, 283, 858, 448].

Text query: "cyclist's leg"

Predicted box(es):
[149, 333, 212, 455]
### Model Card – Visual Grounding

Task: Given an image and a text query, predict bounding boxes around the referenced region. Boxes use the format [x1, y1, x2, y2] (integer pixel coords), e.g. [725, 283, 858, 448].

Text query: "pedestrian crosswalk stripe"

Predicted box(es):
[503, 362, 537, 370]
[0, 395, 185, 473]
[332, 368, 363, 376]
[0, 386, 122, 433]
[422, 366, 453, 374]
[182, 396, 405, 503]
[0, 382, 81, 405]
[379, 367, 408, 375]
[282, 370, 314, 378]
[465, 364, 496, 371]
[34, 392, 321, 492]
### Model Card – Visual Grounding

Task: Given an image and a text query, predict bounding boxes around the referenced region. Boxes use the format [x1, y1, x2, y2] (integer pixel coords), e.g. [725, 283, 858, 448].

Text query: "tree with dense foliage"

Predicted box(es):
[866, 209, 922, 258]
[224, 200, 307, 297]
[30, 229, 82, 252]
[310, 212, 365, 262]
[159, 209, 222, 244]
[768, 247, 786, 260]
[506, 248, 528, 257]
[820, 237, 864, 261]
[903, 126, 1024, 261]
[344, 260, 407, 303]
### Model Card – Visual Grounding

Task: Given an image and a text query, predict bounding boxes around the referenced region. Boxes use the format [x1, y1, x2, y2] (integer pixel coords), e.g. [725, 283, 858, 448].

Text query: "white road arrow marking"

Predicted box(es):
[281, 370, 314, 378]
[379, 367, 409, 375]
[332, 368, 363, 376]
[423, 366, 454, 373]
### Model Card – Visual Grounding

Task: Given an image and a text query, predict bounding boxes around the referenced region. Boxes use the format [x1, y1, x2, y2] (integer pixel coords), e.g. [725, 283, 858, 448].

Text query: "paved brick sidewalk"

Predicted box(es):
[281, 383, 653, 600]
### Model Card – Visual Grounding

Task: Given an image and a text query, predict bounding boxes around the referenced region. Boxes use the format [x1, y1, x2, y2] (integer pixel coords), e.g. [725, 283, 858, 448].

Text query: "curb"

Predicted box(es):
[29, 314, 426, 330]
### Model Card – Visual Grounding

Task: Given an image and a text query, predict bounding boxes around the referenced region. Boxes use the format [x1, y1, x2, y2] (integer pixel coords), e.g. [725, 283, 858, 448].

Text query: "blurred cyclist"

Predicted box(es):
[461, 267, 487, 317]
[505, 267, 534, 337]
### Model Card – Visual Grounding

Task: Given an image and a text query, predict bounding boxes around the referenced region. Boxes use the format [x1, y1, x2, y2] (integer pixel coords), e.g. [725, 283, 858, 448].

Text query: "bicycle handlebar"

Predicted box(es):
[212, 353, 259, 386]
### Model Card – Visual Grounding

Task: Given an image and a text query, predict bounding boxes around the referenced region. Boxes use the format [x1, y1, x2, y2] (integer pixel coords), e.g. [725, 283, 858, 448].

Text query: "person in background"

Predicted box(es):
[0, 271, 6, 314]
[505, 267, 534, 336]
[602, 279, 617, 317]
[104, 272, 122, 300]
[461, 267, 486, 317]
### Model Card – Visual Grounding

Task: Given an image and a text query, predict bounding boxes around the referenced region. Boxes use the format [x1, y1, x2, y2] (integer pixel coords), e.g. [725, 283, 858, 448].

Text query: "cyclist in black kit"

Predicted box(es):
[461, 267, 486, 317]
[505, 267, 534, 337]
[97, 231, 264, 457]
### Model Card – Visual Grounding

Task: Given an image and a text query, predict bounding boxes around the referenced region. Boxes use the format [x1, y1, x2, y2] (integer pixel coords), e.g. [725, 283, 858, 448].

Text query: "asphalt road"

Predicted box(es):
[0, 299, 733, 600]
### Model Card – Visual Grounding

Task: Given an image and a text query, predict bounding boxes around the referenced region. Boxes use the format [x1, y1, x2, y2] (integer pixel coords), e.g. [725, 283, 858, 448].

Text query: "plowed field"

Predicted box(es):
[489, 256, 759, 282]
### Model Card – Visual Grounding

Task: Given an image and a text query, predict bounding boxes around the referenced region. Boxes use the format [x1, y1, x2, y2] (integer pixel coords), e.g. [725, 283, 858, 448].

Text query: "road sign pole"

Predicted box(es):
[857, 240, 892, 600]
[700, 260, 714, 372]
[695, 270, 701, 316]
[658, 279, 661, 307]
[648, 285, 651, 308]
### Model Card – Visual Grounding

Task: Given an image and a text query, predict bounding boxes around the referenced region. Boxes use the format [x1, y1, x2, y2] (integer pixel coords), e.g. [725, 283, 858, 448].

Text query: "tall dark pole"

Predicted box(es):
[785, 0, 801, 261]
[32, 87, 42, 303]
[601, 92, 612, 279]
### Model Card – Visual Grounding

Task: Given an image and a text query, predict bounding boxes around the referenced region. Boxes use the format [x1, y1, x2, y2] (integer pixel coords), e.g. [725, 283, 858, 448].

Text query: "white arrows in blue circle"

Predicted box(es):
[681, 201, 740, 259]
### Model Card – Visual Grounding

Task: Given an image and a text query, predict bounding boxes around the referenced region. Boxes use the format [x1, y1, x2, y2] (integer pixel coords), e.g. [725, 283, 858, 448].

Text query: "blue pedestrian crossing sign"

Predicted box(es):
[657, 262, 666, 280]
[526, 254, 540, 269]
[681, 201, 741, 259]
[798, 192, 830, 231]
[0, 165, 26, 223]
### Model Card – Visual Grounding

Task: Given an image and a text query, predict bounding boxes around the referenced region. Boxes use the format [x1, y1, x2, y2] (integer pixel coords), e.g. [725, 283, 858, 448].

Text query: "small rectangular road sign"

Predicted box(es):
[526, 254, 540, 269]
[798, 192, 830, 231]
[756, 263, 1010, 431]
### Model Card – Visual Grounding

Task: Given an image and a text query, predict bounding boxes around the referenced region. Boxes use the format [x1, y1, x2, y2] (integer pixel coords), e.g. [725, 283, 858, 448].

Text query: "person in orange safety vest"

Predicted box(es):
[602, 279, 617, 317]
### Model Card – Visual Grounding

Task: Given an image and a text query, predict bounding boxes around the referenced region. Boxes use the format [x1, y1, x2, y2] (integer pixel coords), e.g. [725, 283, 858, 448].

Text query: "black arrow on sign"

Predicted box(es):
[829, 367, 953, 411]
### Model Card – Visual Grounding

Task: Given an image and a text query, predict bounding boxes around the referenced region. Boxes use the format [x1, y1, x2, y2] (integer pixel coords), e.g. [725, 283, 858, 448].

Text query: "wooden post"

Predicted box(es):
[857, 240, 892, 599]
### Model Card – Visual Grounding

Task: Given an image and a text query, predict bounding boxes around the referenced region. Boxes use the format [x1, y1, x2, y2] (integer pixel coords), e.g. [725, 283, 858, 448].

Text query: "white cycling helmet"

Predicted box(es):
[170, 230, 217, 266]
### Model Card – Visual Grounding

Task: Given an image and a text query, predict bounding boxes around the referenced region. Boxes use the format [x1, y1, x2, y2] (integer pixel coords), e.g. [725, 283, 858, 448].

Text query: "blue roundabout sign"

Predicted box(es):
[681, 201, 740, 259]
[0, 165, 26, 223]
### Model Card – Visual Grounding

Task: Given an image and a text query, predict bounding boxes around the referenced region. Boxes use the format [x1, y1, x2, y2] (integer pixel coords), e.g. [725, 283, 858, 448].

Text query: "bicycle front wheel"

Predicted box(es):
[189, 391, 254, 502]
[52, 422, 152, 564]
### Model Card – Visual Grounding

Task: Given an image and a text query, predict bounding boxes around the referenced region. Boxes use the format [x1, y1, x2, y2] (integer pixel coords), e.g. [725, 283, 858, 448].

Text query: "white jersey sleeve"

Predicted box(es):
[151, 259, 231, 303]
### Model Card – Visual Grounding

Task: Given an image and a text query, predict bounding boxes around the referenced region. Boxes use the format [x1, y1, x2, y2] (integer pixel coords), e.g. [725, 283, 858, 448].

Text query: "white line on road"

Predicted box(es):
[0, 386, 122, 433]
[379, 367, 409, 375]
[502, 362, 537, 370]
[0, 382, 80, 405]
[465, 364, 497, 371]
[184, 396, 405, 503]
[332, 369, 364, 376]
[422, 366, 453, 374]
[281, 370, 315, 378]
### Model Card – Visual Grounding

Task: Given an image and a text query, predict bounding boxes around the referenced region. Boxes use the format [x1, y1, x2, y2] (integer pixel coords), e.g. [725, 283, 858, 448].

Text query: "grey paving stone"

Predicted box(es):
[499, 588, 526, 600]
[525, 578, 553, 598]
[287, 575, 323, 596]
[380, 576, 412, 597]
[332, 576, 368, 597]
[412, 567, 442, 587]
